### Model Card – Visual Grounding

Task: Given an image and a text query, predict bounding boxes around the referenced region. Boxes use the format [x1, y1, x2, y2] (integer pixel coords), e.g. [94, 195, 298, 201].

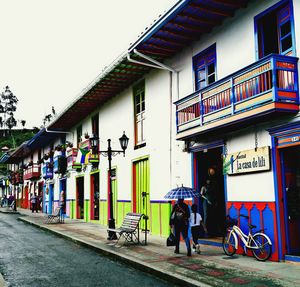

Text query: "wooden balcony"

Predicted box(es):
[42, 162, 53, 179]
[23, 164, 41, 180]
[53, 154, 67, 174]
[67, 148, 81, 170]
[175, 54, 299, 140]
[15, 170, 23, 184]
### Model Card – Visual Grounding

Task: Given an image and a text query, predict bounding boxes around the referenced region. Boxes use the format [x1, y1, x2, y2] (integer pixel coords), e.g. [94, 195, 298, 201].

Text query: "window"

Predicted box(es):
[91, 114, 99, 137]
[255, 1, 295, 59]
[193, 44, 216, 91]
[76, 125, 82, 146]
[133, 81, 146, 147]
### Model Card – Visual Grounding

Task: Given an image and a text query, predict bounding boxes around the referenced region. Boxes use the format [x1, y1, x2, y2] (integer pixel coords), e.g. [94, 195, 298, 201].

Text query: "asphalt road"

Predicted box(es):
[0, 213, 173, 287]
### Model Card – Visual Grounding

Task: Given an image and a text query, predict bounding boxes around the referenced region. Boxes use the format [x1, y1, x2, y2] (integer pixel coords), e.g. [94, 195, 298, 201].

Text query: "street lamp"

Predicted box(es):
[89, 135, 99, 153]
[98, 131, 129, 240]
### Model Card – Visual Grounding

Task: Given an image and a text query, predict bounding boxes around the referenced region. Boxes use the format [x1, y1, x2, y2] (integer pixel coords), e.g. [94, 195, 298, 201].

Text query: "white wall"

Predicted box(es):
[226, 128, 274, 202]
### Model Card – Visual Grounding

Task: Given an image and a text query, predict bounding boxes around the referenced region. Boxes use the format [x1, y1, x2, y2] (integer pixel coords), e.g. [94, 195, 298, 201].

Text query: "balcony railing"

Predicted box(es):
[15, 170, 23, 184]
[53, 153, 67, 174]
[42, 162, 53, 179]
[67, 148, 81, 169]
[175, 54, 299, 139]
[23, 164, 41, 180]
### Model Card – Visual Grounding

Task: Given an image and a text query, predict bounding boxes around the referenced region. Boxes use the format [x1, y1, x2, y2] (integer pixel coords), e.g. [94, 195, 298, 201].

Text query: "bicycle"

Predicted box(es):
[222, 214, 272, 261]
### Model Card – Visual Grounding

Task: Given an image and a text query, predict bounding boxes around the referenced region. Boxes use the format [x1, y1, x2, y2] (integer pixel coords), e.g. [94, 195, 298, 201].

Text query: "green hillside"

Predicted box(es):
[0, 129, 38, 173]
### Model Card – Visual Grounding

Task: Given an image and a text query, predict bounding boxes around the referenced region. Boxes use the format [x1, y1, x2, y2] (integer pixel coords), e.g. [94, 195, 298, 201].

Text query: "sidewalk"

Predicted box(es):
[2, 208, 300, 287]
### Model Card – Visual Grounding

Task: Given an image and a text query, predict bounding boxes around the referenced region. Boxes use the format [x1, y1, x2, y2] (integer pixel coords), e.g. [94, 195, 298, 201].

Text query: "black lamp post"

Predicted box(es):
[97, 131, 129, 240]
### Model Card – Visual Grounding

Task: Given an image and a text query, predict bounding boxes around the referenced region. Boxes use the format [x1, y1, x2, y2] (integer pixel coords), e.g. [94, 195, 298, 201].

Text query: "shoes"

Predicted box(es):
[187, 249, 191, 257]
[196, 244, 201, 254]
[174, 250, 179, 254]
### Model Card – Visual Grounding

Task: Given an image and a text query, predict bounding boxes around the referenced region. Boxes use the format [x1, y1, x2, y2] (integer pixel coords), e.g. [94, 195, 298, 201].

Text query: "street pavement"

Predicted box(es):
[1, 207, 300, 287]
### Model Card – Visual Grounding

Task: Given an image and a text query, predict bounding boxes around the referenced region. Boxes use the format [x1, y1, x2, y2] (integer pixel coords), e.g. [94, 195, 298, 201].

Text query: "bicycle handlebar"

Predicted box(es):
[240, 214, 249, 219]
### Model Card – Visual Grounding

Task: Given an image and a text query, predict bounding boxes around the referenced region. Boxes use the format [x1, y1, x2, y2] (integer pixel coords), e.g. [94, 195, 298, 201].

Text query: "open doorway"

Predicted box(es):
[281, 145, 300, 256]
[90, 172, 100, 221]
[76, 176, 84, 219]
[194, 146, 225, 237]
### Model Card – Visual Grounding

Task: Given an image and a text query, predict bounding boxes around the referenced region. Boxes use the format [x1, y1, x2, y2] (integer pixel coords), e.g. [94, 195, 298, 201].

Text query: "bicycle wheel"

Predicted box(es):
[251, 233, 272, 261]
[222, 229, 237, 256]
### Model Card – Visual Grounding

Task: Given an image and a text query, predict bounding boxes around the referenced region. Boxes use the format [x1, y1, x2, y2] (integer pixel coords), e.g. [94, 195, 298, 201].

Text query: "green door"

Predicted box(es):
[133, 158, 150, 231]
[111, 168, 118, 225]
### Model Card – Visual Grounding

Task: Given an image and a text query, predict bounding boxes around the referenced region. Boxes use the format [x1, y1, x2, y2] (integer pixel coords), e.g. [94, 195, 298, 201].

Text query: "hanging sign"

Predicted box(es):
[224, 146, 271, 175]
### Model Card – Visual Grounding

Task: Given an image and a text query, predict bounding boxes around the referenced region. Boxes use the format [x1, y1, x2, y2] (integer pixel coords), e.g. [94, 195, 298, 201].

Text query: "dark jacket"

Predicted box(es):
[170, 201, 190, 225]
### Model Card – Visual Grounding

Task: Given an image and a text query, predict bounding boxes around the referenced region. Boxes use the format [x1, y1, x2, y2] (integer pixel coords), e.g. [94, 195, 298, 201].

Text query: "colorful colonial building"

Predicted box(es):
[3, 0, 300, 262]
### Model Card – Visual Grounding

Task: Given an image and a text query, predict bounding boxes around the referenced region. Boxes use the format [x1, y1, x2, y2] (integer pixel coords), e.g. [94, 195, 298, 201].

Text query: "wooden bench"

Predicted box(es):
[107, 212, 144, 245]
[44, 206, 63, 224]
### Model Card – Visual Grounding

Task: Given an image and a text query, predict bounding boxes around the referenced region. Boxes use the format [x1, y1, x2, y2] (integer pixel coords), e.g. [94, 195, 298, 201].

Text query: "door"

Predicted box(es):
[23, 185, 29, 209]
[195, 147, 226, 237]
[49, 184, 54, 214]
[76, 177, 84, 219]
[90, 172, 100, 220]
[60, 179, 67, 215]
[111, 168, 117, 225]
[133, 158, 150, 231]
[281, 146, 300, 256]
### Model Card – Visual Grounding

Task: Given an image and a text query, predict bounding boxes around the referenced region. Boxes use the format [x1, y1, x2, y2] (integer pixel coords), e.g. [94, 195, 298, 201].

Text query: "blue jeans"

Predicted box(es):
[174, 223, 191, 252]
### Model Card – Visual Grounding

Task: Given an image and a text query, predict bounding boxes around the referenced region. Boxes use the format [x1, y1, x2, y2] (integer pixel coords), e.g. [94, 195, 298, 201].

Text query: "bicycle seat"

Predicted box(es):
[249, 224, 257, 229]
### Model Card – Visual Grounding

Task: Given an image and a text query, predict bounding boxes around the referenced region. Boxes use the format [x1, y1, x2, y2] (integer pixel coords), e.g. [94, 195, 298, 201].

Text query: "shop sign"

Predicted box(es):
[224, 146, 270, 175]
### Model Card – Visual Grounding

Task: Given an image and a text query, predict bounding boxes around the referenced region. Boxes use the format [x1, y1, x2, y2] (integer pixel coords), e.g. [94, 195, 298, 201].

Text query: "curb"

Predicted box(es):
[18, 216, 210, 287]
[0, 209, 20, 215]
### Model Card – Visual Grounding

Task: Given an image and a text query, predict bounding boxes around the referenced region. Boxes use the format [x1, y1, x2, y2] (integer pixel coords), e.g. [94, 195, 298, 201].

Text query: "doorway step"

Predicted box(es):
[198, 237, 222, 247]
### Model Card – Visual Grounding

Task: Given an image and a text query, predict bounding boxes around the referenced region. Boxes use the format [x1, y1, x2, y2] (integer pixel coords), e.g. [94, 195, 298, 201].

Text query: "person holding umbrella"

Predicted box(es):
[166, 185, 199, 257]
[170, 198, 191, 256]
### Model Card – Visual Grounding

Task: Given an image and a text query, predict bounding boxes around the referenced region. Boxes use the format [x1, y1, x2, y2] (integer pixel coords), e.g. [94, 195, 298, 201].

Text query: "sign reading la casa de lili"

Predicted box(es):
[224, 146, 271, 175]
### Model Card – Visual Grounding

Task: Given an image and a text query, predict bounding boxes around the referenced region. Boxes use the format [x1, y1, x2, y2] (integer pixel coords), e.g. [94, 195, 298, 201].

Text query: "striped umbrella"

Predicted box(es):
[164, 185, 200, 199]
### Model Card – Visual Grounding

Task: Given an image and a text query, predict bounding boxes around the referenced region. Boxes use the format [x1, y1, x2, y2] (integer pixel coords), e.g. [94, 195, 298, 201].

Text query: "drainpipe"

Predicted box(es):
[45, 127, 74, 146]
[45, 127, 72, 134]
[127, 49, 179, 189]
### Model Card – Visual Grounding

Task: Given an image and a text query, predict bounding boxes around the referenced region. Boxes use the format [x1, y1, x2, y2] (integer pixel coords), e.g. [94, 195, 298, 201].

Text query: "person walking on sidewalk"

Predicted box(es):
[170, 198, 192, 256]
[30, 192, 38, 213]
[189, 203, 207, 254]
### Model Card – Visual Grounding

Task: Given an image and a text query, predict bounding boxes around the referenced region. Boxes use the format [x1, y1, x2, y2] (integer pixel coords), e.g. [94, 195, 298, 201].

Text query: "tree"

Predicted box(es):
[42, 106, 56, 126]
[0, 86, 18, 135]
[20, 120, 26, 129]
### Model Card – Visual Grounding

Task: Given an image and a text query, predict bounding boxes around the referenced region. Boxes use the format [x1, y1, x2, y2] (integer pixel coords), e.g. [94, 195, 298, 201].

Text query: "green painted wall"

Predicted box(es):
[116, 201, 131, 227]
[69, 200, 76, 219]
[150, 202, 172, 237]
[84, 200, 89, 222]
[100, 200, 108, 225]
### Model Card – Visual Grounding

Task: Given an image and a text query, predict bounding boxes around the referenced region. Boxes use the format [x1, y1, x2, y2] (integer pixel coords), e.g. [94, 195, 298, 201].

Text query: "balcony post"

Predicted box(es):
[230, 77, 235, 115]
[199, 92, 203, 126]
[271, 57, 277, 101]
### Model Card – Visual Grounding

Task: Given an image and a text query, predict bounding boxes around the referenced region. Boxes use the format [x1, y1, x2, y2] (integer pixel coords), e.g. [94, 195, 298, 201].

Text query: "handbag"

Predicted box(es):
[166, 232, 176, 246]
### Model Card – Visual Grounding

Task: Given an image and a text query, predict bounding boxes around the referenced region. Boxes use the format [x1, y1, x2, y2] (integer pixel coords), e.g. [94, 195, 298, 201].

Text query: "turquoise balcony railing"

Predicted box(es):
[175, 54, 299, 139]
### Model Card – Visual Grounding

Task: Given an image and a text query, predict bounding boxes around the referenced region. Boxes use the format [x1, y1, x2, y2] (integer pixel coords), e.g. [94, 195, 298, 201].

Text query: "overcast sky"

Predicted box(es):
[0, 0, 177, 129]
